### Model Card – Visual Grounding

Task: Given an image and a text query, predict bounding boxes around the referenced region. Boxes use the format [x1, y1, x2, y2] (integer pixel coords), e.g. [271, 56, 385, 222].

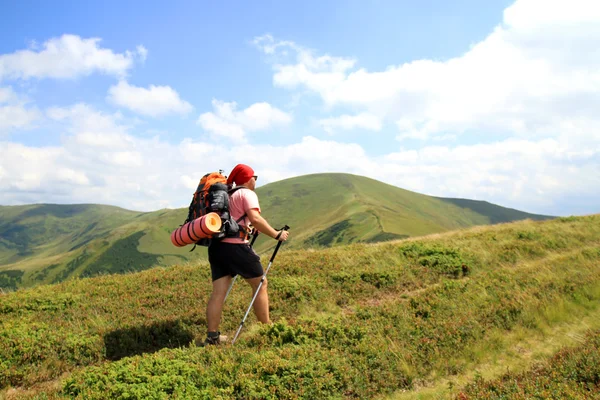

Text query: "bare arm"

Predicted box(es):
[247, 208, 289, 241]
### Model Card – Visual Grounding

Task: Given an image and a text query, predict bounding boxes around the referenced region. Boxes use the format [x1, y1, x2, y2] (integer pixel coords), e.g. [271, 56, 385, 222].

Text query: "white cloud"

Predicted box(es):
[0, 105, 41, 132]
[47, 103, 128, 137]
[254, 0, 600, 143]
[0, 87, 16, 103]
[0, 142, 88, 191]
[0, 34, 146, 81]
[318, 113, 382, 134]
[1, 127, 598, 215]
[0, 103, 235, 211]
[0, 87, 41, 133]
[107, 80, 193, 117]
[380, 138, 600, 215]
[197, 112, 246, 141]
[136, 45, 148, 63]
[253, 34, 356, 100]
[46, 104, 146, 170]
[197, 99, 292, 141]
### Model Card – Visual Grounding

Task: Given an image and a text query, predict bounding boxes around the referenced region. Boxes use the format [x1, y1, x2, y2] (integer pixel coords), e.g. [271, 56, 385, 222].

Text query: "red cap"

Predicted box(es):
[227, 164, 255, 185]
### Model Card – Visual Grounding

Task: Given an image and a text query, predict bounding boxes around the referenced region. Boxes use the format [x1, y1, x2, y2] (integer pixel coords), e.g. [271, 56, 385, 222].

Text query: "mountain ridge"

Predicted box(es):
[0, 172, 554, 290]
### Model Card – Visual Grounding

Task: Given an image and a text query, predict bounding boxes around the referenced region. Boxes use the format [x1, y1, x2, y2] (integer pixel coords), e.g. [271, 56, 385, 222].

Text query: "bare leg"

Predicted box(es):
[206, 275, 232, 332]
[246, 276, 270, 323]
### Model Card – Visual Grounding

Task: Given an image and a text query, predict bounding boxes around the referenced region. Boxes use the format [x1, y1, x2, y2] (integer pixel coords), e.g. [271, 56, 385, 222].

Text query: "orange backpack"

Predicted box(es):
[187, 172, 228, 222]
[182, 171, 248, 247]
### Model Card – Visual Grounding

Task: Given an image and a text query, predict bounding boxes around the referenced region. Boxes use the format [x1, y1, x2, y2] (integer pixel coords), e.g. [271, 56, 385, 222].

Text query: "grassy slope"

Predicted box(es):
[0, 173, 554, 290]
[0, 204, 138, 264]
[0, 205, 199, 288]
[254, 173, 553, 250]
[435, 197, 553, 225]
[457, 329, 600, 399]
[0, 214, 598, 399]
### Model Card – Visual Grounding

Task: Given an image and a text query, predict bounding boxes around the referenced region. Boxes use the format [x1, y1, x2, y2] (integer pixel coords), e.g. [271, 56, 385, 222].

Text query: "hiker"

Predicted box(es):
[200, 163, 289, 346]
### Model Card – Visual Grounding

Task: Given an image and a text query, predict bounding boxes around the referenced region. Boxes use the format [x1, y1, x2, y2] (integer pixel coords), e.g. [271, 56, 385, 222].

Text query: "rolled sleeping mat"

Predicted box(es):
[171, 212, 222, 247]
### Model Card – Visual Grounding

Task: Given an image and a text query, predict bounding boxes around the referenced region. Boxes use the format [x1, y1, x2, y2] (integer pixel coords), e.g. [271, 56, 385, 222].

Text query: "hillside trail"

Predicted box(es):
[384, 243, 600, 400]
[359, 242, 600, 310]
[386, 304, 600, 400]
[2, 373, 69, 400]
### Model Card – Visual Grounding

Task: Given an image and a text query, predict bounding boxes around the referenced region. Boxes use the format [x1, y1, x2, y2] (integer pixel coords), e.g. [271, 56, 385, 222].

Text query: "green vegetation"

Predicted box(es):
[0, 270, 24, 291]
[0, 173, 554, 290]
[436, 197, 552, 224]
[0, 203, 192, 289]
[82, 231, 160, 277]
[0, 214, 598, 399]
[458, 330, 600, 399]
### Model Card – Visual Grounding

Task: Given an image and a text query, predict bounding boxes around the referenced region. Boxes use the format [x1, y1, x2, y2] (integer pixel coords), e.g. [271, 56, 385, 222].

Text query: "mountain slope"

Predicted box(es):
[0, 173, 554, 289]
[0, 204, 191, 288]
[256, 173, 553, 247]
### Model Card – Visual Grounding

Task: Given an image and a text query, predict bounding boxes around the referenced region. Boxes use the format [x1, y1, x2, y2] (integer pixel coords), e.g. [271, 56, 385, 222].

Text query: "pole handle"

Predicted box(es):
[270, 225, 290, 262]
[250, 230, 259, 247]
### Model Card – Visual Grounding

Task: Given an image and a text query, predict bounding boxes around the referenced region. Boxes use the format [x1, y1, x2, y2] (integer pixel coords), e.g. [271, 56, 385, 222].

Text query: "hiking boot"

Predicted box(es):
[195, 331, 228, 347]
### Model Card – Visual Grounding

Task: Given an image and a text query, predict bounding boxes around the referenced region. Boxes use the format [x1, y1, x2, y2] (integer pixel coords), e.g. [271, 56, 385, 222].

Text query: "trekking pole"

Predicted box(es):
[231, 225, 289, 345]
[223, 230, 259, 303]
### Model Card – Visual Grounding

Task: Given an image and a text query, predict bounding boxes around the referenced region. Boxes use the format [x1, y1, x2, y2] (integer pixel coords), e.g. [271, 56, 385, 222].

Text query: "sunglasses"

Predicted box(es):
[253, 175, 258, 181]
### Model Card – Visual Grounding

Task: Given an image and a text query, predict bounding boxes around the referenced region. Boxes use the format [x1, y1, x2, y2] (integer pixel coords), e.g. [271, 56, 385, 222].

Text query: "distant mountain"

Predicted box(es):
[0, 173, 554, 289]
[256, 173, 553, 247]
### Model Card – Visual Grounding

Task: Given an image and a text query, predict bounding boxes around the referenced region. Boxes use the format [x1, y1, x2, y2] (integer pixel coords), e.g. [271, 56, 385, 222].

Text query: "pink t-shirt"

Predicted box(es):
[222, 188, 261, 244]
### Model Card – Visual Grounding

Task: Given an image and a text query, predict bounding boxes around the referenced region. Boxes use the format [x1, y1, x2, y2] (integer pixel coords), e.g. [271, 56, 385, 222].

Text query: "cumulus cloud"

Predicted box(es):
[0, 128, 371, 211]
[107, 80, 193, 117]
[0, 87, 16, 103]
[197, 99, 292, 141]
[47, 103, 128, 138]
[0, 106, 41, 133]
[382, 138, 600, 213]
[0, 86, 41, 133]
[0, 34, 146, 81]
[1, 103, 249, 210]
[318, 113, 382, 134]
[253, 34, 356, 97]
[1, 104, 152, 208]
[2, 130, 597, 215]
[254, 0, 600, 143]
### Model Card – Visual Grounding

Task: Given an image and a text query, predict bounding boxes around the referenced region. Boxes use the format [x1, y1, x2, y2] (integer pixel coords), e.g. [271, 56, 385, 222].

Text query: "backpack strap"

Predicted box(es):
[228, 186, 248, 195]
[229, 186, 250, 227]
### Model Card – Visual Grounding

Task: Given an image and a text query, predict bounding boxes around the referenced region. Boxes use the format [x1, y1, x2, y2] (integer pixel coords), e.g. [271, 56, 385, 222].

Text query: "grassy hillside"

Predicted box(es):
[0, 173, 554, 290]
[458, 329, 600, 399]
[258, 173, 552, 248]
[0, 204, 193, 289]
[1, 214, 598, 399]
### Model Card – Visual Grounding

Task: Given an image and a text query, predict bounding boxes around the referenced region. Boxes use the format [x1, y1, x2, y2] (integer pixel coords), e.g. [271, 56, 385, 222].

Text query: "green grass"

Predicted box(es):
[0, 214, 598, 399]
[0, 204, 196, 289]
[457, 329, 600, 399]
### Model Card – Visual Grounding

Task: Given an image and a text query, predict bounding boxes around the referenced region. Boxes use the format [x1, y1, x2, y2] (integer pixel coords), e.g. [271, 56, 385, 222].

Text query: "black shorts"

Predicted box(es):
[208, 241, 264, 281]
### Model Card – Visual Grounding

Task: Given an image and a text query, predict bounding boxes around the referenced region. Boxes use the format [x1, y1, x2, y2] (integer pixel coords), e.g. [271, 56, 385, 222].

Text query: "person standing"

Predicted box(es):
[200, 164, 289, 346]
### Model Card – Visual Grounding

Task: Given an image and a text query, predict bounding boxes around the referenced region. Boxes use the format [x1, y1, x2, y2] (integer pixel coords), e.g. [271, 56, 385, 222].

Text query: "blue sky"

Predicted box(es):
[1, 0, 599, 216]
